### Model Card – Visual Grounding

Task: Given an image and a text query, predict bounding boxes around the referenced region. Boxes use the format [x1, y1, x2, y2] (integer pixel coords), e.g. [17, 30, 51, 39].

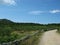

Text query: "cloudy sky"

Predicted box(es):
[0, 0, 60, 24]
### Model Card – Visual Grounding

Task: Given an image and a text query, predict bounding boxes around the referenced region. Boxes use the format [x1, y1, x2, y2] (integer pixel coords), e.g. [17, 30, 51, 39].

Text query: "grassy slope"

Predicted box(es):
[0, 19, 60, 43]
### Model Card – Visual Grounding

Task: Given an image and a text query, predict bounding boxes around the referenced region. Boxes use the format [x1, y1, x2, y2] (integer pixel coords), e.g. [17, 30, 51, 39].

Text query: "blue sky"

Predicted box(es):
[0, 0, 60, 24]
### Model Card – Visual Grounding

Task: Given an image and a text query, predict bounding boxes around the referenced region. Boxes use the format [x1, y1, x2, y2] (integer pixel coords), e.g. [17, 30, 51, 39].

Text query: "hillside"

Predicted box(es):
[0, 19, 60, 32]
[0, 19, 60, 43]
[0, 19, 44, 43]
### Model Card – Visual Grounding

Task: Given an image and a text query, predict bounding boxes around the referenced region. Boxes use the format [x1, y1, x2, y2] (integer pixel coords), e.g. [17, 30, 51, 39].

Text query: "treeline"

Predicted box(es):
[0, 19, 44, 31]
[0, 19, 60, 32]
[0, 19, 60, 31]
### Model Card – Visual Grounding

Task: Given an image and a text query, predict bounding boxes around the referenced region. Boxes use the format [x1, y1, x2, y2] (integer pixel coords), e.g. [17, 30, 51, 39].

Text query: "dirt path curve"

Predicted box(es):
[38, 29, 60, 45]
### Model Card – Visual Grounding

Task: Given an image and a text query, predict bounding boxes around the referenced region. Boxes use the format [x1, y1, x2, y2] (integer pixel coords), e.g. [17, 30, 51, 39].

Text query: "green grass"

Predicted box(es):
[19, 31, 42, 45]
[0, 19, 60, 44]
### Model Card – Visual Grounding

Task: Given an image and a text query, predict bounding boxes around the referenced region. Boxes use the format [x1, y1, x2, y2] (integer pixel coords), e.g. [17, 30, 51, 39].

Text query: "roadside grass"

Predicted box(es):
[19, 31, 43, 45]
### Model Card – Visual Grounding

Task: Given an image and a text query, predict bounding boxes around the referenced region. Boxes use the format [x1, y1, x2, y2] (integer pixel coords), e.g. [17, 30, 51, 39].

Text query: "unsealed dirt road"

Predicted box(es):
[38, 29, 60, 45]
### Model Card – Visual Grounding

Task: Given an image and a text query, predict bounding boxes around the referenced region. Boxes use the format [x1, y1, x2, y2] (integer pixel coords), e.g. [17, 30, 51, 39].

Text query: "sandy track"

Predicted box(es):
[38, 29, 60, 45]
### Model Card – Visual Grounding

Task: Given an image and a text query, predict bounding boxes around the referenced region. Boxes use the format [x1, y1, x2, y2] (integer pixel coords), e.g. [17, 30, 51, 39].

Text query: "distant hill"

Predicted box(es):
[0, 19, 44, 26]
[0, 19, 60, 26]
[0, 19, 60, 31]
[0, 19, 14, 24]
[0, 18, 44, 31]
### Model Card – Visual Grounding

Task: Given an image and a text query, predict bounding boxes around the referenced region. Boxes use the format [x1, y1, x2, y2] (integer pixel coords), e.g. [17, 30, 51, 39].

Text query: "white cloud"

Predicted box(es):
[0, 0, 16, 5]
[50, 10, 60, 13]
[29, 10, 60, 15]
[29, 11, 44, 15]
